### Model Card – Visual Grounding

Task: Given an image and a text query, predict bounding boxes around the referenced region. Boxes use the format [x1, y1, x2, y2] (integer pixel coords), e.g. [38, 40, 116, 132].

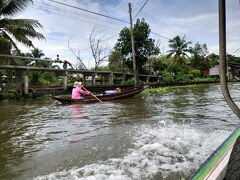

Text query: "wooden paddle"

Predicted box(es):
[82, 86, 102, 103]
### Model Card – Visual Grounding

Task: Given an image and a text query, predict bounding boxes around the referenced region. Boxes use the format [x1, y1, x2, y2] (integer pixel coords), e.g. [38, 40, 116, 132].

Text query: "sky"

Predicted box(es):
[16, 0, 240, 68]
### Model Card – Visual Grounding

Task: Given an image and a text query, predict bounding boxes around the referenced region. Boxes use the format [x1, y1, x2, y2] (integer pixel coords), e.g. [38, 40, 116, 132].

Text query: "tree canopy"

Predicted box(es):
[227, 54, 240, 66]
[189, 42, 210, 70]
[115, 18, 160, 74]
[108, 50, 126, 72]
[167, 36, 191, 65]
[0, 0, 45, 55]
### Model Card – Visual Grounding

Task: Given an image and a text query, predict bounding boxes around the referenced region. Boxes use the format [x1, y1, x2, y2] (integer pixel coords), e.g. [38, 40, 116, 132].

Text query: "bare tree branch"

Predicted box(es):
[68, 39, 88, 70]
[89, 26, 110, 70]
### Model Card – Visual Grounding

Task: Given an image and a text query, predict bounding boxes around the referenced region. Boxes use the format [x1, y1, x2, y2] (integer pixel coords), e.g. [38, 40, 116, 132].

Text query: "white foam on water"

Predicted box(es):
[34, 122, 232, 180]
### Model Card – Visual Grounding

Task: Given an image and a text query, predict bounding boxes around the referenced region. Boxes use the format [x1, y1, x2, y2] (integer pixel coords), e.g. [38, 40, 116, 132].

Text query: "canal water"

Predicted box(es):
[0, 83, 240, 180]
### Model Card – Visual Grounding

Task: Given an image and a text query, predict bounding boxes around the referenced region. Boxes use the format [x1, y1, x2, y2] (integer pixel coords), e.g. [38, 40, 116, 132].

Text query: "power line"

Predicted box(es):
[47, 0, 129, 24]
[142, 12, 180, 36]
[133, 0, 149, 20]
[33, 4, 124, 31]
[151, 32, 171, 40]
[98, 0, 128, 11]
[232, 47, 240, 54]
[108, 0, 141, 13]
[35, 1, 171, 42]
[130, 2, 180, 37]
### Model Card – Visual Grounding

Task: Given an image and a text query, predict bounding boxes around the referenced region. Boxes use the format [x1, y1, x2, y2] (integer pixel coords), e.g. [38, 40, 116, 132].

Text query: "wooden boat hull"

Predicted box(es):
[52, 86, 146, 104]
[192, 127, 240, 180]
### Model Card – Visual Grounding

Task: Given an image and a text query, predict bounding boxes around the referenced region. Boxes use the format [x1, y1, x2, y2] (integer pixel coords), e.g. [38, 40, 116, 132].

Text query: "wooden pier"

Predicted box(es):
[0, 65, 161, 95]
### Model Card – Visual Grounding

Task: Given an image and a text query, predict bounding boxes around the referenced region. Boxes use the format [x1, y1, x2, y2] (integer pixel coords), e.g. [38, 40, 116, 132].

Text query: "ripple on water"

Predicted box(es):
[1, 83, 240, 180]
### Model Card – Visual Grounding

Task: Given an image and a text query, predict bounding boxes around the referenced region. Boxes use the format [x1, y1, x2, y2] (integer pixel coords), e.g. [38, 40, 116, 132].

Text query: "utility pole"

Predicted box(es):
[128, 2, 138, 87]
[219, 0, 240, 118]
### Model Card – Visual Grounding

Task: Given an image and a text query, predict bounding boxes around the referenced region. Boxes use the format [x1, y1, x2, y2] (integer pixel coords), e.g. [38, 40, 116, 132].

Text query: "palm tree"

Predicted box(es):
[167, 36, 191, 65]
[32, 48, 52, 68]
[31, 48, 45, 58]
[0, 0, 45, 55]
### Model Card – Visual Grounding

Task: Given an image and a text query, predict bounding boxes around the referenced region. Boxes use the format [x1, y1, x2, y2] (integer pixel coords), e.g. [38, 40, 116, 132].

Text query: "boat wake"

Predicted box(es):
[34, 122, 232, 180]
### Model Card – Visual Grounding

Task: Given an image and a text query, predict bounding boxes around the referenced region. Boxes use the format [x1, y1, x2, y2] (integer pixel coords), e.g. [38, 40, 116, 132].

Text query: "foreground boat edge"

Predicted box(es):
[191, 127, 240, 180]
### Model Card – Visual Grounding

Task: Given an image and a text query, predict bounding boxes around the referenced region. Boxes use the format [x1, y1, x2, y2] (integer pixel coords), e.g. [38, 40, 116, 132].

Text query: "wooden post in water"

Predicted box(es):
[0, 72, 2, 91]
[92, 74, 96, 85]
[82, 74, 86, 85]
[122, 74, 127, 84]
[219, 0, 240, 118]
[100, 74, 104, 85]
[55, 72, 60, 85]
[23, 70, 29, 94]
[109, 72, 114, 85]
[147, 77, 150, 84]
[63, 71, 68, 90]
[16, 70, 22, 95]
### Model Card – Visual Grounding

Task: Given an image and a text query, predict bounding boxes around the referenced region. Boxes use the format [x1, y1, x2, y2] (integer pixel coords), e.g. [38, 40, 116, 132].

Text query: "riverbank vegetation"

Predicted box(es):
[94, 19, 239, 88]
[141, 82, 219, 96]
[141, 87, 172, 95]
[1, 1, 240, 98]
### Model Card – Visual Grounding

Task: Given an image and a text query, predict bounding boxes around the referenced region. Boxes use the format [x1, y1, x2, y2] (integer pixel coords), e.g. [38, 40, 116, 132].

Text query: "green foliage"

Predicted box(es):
[146, 57, 166, 75]
[0, 92, 16, 100]
[108, 51, 129, 72]
[30, 71, 41, 85]
[95, 66, 109, 71]
[193, 77, 217, 83]
[121, 78, 134, 85]
[109, 63, 123, 72]
[207, 53, 219, 67]
[227, 54, 240, 66]
[115, 18, 160, 73]
[175, 71, 193, 83]
[29, 71, 56, 86]
[159, 55, 173, 65]
[0, 38, 11, 55]
[31, 48, 45, 58]
[39, 78, 51, 86]
[189, 43, 210, 70]
[167, 36, 191, 65]
[162, 71, 175, 84]
[142, 87, 172, 95]
[0, 0, 45, 54]
[191, 69, 201, 77]
[41, 72, 54, 82]
[189, 43, 208, 57]
[109, 50, 122, 63]
[4, 82, 16, 89]
[30, 48, 53, 68]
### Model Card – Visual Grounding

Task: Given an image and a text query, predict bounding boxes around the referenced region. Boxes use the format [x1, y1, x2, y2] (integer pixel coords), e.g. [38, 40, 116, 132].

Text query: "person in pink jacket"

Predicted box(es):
[71, 81, 91, 99]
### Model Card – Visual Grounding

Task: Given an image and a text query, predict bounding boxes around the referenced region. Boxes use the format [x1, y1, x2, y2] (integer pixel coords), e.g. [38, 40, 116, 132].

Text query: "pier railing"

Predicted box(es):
[0, 65, 161, 95]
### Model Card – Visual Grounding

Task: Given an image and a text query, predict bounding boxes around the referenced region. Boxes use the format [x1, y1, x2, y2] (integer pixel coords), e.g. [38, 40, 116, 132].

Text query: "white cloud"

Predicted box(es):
[13, 0, 240, 68]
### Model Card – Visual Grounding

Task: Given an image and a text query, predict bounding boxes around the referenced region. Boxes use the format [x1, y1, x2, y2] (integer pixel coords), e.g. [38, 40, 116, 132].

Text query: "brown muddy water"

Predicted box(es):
[0, 83, 240, 180]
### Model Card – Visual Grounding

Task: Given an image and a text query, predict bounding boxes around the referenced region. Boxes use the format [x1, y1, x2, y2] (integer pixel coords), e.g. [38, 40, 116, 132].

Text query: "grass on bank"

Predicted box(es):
[0, 92, 17, 100]
[141, 87, 172, 95]
[141, 79, 217, 95]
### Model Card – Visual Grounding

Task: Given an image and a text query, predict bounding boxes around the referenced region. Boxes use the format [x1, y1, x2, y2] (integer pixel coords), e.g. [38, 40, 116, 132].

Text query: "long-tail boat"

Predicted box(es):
[52, 85, 146, 104]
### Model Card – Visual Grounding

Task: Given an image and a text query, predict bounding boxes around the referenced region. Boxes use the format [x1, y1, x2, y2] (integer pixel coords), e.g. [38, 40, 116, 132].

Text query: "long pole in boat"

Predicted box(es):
[219, 0, 240, 118]
[81, 86, 102, 103]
